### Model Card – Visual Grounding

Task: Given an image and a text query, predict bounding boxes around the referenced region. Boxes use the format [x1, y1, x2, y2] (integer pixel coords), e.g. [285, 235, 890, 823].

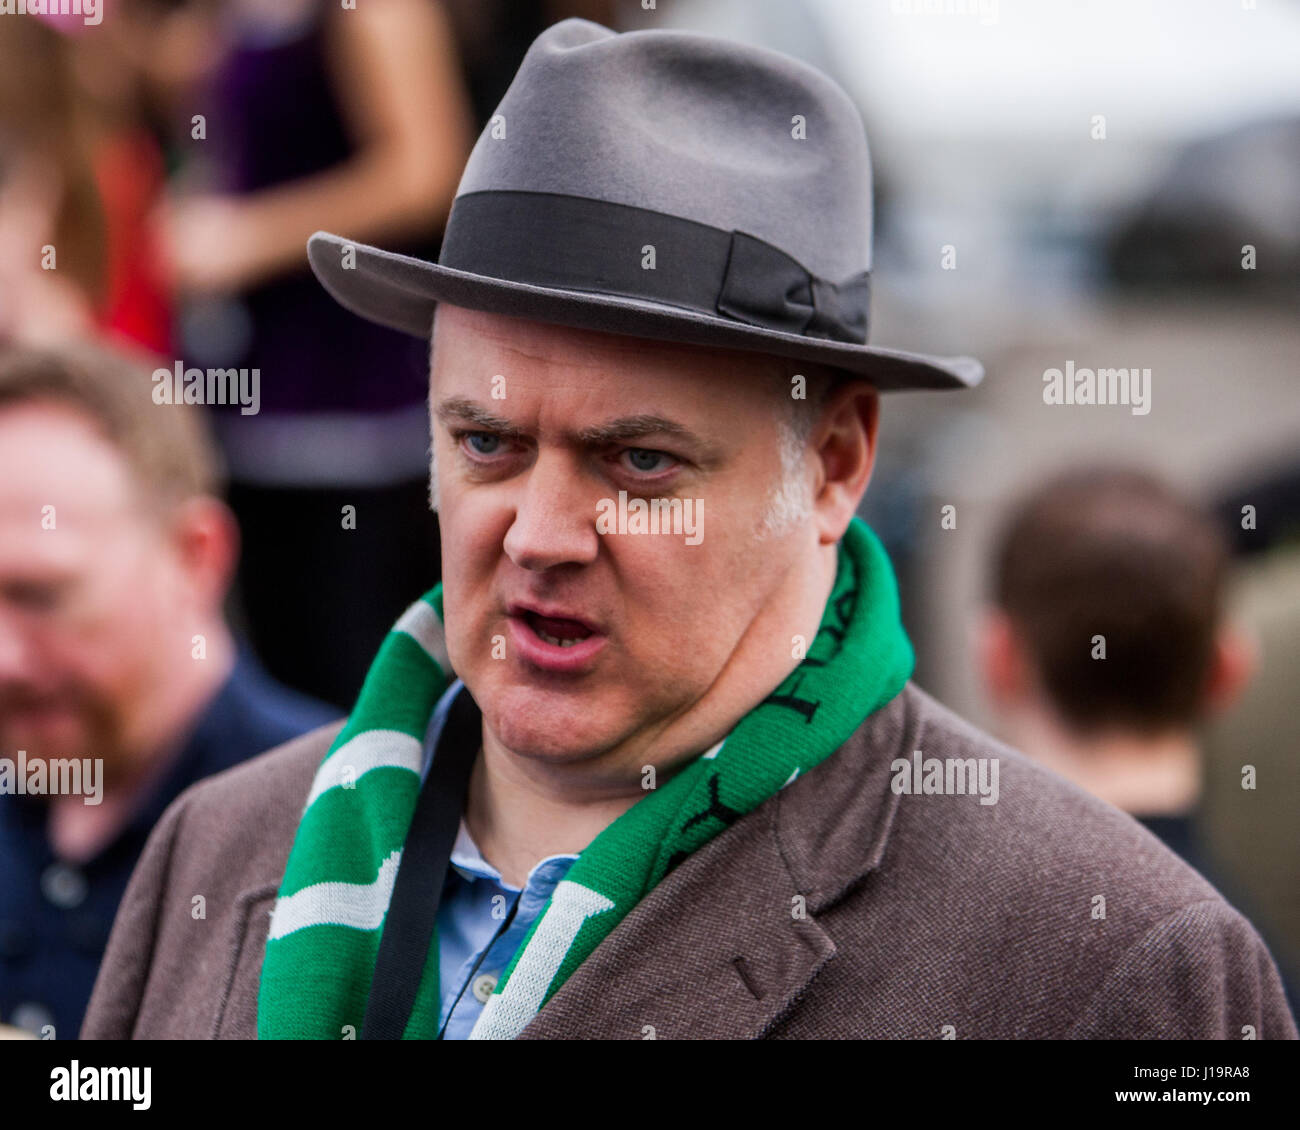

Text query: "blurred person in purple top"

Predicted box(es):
[154, 0, 475, 707]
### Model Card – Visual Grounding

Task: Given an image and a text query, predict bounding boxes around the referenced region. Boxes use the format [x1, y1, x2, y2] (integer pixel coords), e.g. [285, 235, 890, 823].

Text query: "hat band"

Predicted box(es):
[437, 190, 870, 345]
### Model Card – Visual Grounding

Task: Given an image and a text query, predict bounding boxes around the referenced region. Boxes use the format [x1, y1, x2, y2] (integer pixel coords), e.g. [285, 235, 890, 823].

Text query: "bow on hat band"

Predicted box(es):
[437, 190, 871, 345]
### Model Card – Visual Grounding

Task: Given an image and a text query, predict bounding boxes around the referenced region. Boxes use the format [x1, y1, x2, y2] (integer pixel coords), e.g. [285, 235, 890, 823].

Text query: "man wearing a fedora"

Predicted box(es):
[83, 20, 1295, 1040]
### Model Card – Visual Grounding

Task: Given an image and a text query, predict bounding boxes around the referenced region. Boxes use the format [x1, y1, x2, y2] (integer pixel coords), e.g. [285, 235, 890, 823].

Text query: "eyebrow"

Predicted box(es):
[434, 397, 723, 462]
[435, 398, 525, 438]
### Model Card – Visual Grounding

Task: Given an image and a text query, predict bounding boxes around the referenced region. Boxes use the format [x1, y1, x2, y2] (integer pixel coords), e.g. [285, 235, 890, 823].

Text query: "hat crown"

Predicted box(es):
[454, 18, 872, 283]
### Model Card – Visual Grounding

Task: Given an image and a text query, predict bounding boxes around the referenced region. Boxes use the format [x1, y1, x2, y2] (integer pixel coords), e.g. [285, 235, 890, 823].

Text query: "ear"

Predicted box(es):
[1202, 621, 1258, 715]
[164, 496, 240, 613]
[810, 379, 879, 546]
[977, 608, 1030, 709]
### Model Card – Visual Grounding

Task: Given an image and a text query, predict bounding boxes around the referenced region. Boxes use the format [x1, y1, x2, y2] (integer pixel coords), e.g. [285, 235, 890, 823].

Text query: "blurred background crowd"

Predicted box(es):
[1, 0, 1297, 1038]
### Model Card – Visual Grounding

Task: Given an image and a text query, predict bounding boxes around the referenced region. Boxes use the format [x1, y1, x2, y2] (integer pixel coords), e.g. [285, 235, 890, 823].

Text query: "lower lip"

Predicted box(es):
[506, 615, 607, 673]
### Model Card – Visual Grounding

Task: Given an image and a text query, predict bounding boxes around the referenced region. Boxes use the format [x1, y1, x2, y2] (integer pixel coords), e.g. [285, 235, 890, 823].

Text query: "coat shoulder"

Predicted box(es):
[81, 720, 343, 1040]
[774, 683, 1298, 1038]
[901, 683, 1220, 913]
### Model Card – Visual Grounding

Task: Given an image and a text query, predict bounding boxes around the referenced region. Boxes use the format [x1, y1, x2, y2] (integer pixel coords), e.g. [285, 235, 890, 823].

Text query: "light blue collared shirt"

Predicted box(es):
[420, 681, 580, 1040]
[418, 679, 730, 1038]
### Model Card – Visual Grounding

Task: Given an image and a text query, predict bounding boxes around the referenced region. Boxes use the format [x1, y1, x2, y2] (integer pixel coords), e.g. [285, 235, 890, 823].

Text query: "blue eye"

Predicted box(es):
[465, 433, 502, 455]
[624, 448, 672, 474]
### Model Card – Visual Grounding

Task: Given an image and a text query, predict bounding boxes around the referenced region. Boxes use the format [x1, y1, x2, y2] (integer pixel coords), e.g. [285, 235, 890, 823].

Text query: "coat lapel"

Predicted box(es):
[517, 685, 918, 1039]
[516, 797, 836, 1039]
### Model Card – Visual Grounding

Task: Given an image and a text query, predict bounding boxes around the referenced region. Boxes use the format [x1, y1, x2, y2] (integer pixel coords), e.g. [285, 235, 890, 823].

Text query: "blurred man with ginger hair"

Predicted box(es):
[0, 343, 334, 1039]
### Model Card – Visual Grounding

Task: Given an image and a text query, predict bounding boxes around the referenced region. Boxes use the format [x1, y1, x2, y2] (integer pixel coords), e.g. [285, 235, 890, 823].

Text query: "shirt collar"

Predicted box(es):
[448, 815, 579, 891]
[427, 679, 728, 891]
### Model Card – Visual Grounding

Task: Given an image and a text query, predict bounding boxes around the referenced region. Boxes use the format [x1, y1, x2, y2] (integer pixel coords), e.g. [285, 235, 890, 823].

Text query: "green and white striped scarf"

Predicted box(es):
[257, 516, 913, 1039]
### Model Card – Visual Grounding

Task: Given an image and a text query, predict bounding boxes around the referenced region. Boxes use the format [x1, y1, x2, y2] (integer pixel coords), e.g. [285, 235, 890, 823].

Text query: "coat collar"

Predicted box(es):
[517, 683, 922, 1039]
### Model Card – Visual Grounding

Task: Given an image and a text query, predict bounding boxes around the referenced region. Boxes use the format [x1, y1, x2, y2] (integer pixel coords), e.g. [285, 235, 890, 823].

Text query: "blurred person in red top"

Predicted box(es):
[0, 13, 172, 355]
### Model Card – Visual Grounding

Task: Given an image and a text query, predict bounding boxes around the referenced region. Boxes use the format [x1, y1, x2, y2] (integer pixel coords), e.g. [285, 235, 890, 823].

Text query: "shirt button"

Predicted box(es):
[41, 863, 88, 910]
[472, 974, 498, 1003]
[9, 1002, 54, 1036]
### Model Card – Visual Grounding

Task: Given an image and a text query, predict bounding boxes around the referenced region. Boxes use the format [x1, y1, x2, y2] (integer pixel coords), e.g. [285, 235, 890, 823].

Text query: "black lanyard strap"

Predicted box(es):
[360, 683, 482, 1040]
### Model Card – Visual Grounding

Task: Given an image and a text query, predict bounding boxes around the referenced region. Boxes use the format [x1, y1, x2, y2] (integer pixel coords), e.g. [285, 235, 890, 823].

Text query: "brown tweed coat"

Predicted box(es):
[81, 683, 1298, 1040]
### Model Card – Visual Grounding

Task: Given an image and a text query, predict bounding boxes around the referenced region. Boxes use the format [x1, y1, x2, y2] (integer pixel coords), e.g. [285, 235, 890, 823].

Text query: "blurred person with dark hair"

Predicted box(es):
[0, 343, 336, 1039]
[980, 467, 1253, 866]
[153, 0, 475, 708]
[978, 466, 1300, 1014]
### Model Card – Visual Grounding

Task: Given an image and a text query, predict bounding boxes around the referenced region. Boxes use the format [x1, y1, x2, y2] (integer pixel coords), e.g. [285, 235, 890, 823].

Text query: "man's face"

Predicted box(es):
[431, 305, 813, 771]
[0, 401, 194, 772]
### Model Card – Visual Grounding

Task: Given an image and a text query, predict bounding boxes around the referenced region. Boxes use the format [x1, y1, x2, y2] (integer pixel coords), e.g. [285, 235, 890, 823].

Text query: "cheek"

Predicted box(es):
[611, 539, 747, 667]
[438, 514, 504, 673]
[62, 562, 172, 688]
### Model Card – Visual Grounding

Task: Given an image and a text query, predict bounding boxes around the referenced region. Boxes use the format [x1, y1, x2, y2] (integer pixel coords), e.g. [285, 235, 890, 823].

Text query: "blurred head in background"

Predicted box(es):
[979, 466, 1254, 816]
[0, 344, 238, 782]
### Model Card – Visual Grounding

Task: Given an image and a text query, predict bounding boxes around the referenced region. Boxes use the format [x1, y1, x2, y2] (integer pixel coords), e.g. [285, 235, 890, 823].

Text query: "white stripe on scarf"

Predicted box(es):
[303, 730, 425, 811]
[267, 850, 404, 941]
[469, 880, 615, 1039]
[396, 600, 451, 673]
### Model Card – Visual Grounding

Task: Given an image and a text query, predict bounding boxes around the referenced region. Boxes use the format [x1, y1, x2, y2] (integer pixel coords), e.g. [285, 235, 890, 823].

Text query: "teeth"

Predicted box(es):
[536, 629, 579, 648]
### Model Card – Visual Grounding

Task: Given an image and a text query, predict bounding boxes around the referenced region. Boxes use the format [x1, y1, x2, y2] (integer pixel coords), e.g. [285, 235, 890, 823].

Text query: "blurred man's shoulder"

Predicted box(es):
[81, 721, 346, 1039]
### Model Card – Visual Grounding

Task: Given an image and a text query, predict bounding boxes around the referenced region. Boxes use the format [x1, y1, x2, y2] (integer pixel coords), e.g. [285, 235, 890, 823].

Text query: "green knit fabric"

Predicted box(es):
[258, 516, 913, 1039]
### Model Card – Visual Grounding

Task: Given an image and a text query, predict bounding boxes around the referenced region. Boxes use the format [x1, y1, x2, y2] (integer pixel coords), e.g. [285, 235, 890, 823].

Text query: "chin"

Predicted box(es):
[480, 677, 627, 762]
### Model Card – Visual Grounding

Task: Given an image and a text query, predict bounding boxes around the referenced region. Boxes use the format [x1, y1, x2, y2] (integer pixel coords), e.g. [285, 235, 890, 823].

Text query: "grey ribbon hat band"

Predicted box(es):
[440, 190, 872, 345]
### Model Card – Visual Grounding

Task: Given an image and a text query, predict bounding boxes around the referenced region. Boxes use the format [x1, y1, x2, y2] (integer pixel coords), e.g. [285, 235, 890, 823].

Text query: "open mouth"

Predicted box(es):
[521, 612, 595, 649]
[505, 603, 607, 672]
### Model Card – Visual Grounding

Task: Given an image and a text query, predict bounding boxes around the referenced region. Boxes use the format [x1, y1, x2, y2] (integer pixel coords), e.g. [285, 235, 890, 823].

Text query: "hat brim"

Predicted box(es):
[307, 231, 983, 392]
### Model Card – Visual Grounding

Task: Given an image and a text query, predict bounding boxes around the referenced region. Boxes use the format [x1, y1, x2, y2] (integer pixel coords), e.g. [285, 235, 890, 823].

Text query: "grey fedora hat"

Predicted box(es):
[307, 18, 983, 392]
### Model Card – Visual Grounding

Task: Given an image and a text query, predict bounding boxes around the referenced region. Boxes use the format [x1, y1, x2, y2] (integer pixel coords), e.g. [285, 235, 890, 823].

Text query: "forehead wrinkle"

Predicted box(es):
[434, 320, 650, 386]
[443, 307, 682, 363]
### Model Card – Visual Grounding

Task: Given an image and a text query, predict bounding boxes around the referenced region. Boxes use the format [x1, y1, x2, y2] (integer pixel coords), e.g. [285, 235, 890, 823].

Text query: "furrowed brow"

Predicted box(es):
[434, 397, 524, 437]
[435, 401, 724, 466]
[574, 415, 695, 445]
[578, 414, 726, 470]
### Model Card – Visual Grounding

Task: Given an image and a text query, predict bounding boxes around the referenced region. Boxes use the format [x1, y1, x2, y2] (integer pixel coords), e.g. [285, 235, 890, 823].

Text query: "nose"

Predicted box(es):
[502, 450, 600, 572]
